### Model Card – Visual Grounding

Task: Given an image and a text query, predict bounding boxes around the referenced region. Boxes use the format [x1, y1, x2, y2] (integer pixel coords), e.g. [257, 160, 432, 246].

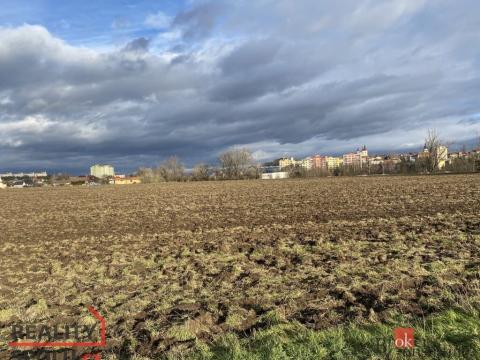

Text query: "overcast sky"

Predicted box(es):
[0, 0, 479, 173]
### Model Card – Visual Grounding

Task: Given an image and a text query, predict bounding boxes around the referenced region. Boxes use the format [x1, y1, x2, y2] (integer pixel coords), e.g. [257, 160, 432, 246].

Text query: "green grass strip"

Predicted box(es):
[182, 308, 480, 360]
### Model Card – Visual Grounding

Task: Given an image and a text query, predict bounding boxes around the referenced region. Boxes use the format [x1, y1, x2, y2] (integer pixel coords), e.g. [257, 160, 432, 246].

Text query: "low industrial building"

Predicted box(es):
[0, 171, 48, 178]
[12, 181, 27, 188]
[261, 172, 289, 180]
[114, 176, 141, 185]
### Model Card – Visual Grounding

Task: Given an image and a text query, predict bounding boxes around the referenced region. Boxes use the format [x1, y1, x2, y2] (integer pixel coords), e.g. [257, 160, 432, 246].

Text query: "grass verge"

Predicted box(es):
[180, 307, 480, 360]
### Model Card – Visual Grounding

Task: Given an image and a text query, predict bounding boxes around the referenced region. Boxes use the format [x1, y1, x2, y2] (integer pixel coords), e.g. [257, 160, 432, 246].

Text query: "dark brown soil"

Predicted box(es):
[1, 175, 479, 357]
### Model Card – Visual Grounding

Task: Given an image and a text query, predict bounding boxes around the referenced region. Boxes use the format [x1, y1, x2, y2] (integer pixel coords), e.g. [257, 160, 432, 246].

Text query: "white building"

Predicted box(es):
[261, 172, 289, 180]
[12, 181, 26, 188]
[0, 171, 47, 178]
[369, 156, 385, 166]
[90, 164, 115, 178]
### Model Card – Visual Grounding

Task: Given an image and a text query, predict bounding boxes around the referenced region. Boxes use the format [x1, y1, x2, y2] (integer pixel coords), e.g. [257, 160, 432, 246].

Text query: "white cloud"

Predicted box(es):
[0, 115, 53, 134]
[111, 18, 131, 29]
[145, 11, 172, 29]
[349, 0, 427, 33]
[0, 95, 12, 106]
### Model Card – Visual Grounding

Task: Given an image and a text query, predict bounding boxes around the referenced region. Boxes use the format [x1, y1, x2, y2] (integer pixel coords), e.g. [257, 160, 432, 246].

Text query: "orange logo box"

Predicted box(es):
[394, 327, 414, 349]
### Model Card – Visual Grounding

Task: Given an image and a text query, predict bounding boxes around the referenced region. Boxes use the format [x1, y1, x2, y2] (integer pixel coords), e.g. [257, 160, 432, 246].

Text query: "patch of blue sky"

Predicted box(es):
[0, 0, 186, 47]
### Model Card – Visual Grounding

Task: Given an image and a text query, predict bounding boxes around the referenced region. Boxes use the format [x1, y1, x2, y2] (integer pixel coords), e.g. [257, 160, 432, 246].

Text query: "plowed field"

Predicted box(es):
[1, 175, 479, 358]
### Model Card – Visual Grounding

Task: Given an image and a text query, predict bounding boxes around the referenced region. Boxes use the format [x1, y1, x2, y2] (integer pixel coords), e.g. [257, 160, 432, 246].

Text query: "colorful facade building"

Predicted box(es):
[300, 157, 313, 170]
[279, 157, 297, 169]
[343, 152, 361, 166]
[311, 155, 322, 168]
[279, 157, 313, 170]
[343, 146, 368, 168]
[311, 155, 327, 169]
[436, 145, 448, 169]
[325, 156, 342, 170]
[311, 155, 342, 170]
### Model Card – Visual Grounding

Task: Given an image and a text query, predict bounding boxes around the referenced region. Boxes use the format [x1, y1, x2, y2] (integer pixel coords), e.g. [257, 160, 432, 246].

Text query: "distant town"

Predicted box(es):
[1, 136, 479, 188]
[0, 165, 141, 188]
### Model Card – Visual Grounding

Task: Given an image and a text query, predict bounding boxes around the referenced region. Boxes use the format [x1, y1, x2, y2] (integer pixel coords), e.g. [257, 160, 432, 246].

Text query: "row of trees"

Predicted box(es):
[138, 156, 186, 182]
[137, 148, 260, 183]
[137, 130, 479, 182]
[288, 130, 480, 178]
[287, 155, 480, 178]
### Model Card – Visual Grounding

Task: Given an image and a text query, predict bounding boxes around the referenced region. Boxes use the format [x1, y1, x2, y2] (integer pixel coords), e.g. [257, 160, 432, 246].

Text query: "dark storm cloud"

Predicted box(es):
[1, 0, 480, 173]
[172, 2, 226, 41]
[123, 37, 150, 53]
[219, 39, 281, 75]
[208, 38, 323, 102]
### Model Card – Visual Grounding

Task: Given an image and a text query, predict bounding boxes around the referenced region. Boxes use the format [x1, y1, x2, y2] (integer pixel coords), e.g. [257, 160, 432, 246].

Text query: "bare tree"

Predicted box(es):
[219, 148, 258, 179]
[423, 129, 443, 172]
[287, 164, 308, 178]
[473, 132, 480, 172]
[192, 163, 210, 181]
[137, 167, 159, 183]
[158, 156, 185, 182]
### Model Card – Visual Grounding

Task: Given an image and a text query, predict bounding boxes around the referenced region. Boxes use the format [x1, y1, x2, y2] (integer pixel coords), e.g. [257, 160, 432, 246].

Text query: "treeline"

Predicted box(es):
[137, 148, 261, 183]
[288, 154, 480, 179]
[136, 130, 480, 182]
[289, 129, 480, 178]
[287, 156, 480, 179]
